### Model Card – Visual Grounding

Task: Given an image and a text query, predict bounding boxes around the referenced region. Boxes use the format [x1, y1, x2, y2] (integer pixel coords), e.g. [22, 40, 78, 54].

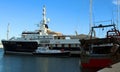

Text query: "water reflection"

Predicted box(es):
[0, 49, 80, 72]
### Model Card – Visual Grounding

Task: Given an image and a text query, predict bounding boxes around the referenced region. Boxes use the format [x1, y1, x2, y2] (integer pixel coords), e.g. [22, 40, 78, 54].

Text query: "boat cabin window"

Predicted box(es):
[71, 44, 76, 47]
[38, 36, 53, 39]
[57, 44, 62, 47]
[52, 44, 56, 47]
[54, 36, 64, 39]
[91, 45, 113, 54]
[108, 32, 116, 36]
[64, 44, 69, 47]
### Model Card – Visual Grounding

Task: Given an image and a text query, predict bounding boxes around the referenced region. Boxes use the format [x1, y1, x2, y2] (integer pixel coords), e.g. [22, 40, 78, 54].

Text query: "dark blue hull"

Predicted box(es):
[2, 40, 38, 53]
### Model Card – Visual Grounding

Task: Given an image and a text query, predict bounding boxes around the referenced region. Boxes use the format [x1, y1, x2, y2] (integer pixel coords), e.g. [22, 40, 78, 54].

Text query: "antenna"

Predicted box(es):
[7, 23, 10, 40]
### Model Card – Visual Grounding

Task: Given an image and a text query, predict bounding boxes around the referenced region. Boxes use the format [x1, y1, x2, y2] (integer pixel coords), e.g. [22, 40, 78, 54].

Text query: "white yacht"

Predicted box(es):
[1, 5, 80, 53]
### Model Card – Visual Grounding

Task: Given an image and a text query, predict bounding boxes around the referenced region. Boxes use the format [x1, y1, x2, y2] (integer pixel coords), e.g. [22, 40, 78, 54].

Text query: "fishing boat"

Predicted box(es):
[79, 0, 120, 71]
[1, 5, 80, 54]
[79, 24, 120, 72]
[32, 46, 70, 56]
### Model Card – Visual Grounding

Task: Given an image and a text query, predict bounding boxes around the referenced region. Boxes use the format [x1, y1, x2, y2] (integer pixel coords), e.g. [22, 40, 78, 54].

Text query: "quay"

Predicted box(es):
[97, 62, 120, 72]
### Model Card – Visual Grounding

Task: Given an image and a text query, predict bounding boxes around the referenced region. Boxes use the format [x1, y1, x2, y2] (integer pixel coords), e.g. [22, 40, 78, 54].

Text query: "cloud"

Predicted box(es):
[113, 0, 120, 5]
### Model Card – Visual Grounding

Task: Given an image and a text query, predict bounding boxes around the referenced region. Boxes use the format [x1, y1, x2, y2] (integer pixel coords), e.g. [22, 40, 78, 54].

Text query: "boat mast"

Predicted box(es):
[39, 5, 49, 35]
[42, 5, 47, 25]
[88, 0, 94, 39]
[117, 0, 119, 29]
[89, 0, 93, 31]
[7, 23, 10, 40]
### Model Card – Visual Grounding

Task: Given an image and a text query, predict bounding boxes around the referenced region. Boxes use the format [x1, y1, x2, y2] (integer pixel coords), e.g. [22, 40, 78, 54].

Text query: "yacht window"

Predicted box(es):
[57, 44, 61, 47]
[71, 44, 76, 47]
[76, 44, 80, 47]
[64, 44, 68, 47]
[52, 44, 56, 47]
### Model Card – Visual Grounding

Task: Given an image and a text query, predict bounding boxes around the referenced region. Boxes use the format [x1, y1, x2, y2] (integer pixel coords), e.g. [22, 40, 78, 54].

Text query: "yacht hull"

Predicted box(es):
[2, 40, 38, 53]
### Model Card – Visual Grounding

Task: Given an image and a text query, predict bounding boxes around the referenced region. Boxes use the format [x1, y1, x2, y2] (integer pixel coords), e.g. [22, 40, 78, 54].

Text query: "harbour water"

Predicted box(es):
[0, 48, 81, 72]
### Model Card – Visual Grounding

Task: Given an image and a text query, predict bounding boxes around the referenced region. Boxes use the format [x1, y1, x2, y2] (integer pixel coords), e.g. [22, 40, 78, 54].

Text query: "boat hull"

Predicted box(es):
[81, 58, 112, 68]
[32, 51, 70, 57]
[81, 59, 112, 72]
[80, 54, 120, 72]
[2, 40, 38, 53]
[2, 40, 80, 56]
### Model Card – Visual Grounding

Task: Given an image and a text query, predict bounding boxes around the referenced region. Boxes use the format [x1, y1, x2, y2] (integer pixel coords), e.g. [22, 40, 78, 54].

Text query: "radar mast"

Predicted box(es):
[42, 5, 47, 25]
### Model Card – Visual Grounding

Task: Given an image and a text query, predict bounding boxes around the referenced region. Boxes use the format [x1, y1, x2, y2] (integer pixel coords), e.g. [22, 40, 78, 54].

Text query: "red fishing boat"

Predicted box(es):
[79, 24, 120, 72]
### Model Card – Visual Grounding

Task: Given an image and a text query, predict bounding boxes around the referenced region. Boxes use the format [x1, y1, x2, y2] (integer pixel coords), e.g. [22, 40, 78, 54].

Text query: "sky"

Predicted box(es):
[0, 0, 120, 40]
